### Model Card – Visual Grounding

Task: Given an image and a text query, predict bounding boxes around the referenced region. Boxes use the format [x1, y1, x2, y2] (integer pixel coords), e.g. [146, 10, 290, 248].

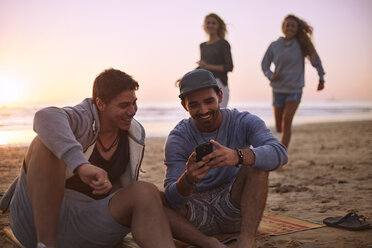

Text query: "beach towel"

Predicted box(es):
[124, 211, 325, 248]
[2, 210, 324, 248]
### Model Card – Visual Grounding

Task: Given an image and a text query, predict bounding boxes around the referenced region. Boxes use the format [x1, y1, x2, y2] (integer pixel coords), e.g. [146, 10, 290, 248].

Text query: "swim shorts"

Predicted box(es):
[186, 182, 241, 235]
[10, 168, 130, 247]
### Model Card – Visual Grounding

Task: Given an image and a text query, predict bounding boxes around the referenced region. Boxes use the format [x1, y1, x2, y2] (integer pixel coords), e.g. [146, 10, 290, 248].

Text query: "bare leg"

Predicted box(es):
[25, 137, 66, 247]
[158, 193, 226, 248]
[230, 166, 269, 248]
[109, 182, 176, 248]
[164, 207, 226, 248]
[273, 106, 284, 132]
[280, 101, 300, 148]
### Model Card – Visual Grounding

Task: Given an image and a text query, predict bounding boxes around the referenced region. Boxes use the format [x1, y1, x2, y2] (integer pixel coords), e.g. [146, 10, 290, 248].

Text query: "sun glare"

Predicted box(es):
[0, 130, 35, 146]
[0, 131, 8, 145]
[0, 73, 26, 105]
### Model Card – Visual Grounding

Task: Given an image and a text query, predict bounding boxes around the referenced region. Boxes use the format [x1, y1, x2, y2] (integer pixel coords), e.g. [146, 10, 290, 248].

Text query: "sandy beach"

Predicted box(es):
[1, 120, 372, 247]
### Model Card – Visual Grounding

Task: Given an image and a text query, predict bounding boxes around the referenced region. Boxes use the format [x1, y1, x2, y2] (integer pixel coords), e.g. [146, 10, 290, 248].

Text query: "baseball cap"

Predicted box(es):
[178, 69, 219, 98]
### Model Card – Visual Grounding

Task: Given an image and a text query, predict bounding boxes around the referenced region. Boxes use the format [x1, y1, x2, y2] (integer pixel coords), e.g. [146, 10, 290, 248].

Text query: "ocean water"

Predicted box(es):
[1, 100, 372, 146]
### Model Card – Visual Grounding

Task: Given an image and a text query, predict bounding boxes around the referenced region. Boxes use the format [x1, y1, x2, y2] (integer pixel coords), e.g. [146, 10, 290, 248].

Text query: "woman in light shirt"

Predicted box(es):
[262, 14, 325, 148]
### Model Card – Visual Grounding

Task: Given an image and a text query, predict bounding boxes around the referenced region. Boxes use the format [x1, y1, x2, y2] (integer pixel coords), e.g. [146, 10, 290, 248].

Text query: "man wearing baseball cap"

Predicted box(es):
[163, 69, 288, 248]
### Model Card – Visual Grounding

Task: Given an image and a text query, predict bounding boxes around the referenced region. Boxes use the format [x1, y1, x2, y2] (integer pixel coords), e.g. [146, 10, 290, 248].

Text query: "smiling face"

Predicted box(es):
[204, 16, 220, 37]
[97, 90, 137, 131]
[282, 17, 298, 40]
[182, 87, 223, 132]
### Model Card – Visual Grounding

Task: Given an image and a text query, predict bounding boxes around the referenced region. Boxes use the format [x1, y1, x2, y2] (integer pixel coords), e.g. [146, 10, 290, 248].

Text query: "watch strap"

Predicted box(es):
[235, 149, 244, 167]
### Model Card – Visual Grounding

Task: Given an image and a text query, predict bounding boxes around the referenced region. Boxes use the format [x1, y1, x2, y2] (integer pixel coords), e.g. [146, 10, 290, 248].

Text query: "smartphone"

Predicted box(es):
[195, 142, 213, 162]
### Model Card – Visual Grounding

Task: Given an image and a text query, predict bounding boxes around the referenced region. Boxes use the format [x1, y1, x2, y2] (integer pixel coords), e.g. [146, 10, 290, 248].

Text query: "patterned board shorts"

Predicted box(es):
[186, 182, 241, 236]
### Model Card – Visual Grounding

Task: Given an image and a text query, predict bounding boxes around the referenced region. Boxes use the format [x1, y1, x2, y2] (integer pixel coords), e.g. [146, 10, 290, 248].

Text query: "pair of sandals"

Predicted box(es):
[323, 212, 372, 231]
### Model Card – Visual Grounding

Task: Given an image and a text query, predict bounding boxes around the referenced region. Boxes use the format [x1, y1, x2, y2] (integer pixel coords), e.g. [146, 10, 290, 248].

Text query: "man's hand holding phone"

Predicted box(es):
[202, 140, 241, 169]
[184, 142, 213, 185]
[195, 142, 213, 162]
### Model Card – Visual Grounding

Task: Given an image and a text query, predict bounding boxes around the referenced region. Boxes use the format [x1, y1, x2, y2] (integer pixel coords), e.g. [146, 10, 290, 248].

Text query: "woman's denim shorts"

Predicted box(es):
[273, 91, 302, 107]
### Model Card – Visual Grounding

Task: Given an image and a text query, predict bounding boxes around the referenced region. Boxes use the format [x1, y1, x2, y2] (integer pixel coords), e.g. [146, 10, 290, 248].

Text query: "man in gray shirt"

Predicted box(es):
[163, 69, 288, 248]
[1, 68, 175, 248]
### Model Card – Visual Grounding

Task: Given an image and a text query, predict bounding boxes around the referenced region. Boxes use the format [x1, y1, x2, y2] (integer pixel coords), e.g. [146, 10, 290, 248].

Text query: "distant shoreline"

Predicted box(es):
[1, 119, 371, 148]
[1, 100, 372, 146]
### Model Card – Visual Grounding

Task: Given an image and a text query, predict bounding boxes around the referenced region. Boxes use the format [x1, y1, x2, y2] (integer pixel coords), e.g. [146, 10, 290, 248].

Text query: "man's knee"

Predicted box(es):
[25, 137, 65, 174]
[131, 181, 159, 192]
[26, 137, 58, 165]
[238, 167, 269, 193]
[240, 166, 268, 181]
[130, 181, 162, 203]
[110, 182, 161, 215]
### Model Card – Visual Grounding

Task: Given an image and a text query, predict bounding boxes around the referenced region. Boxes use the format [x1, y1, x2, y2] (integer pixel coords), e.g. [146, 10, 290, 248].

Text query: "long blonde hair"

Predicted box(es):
[203, 13, 227, 39]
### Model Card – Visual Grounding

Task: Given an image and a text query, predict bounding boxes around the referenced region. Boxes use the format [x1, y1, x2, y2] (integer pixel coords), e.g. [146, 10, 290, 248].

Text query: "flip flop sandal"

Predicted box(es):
[323, 212, 372, 231]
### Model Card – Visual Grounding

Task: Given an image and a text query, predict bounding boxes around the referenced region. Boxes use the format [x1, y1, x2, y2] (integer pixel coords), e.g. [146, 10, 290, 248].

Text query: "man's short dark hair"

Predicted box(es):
[92, 68, 139, 104]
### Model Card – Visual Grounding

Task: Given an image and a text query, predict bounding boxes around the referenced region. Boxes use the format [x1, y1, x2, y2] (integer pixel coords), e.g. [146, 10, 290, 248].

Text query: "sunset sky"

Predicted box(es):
[1, 0, 371, 105]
